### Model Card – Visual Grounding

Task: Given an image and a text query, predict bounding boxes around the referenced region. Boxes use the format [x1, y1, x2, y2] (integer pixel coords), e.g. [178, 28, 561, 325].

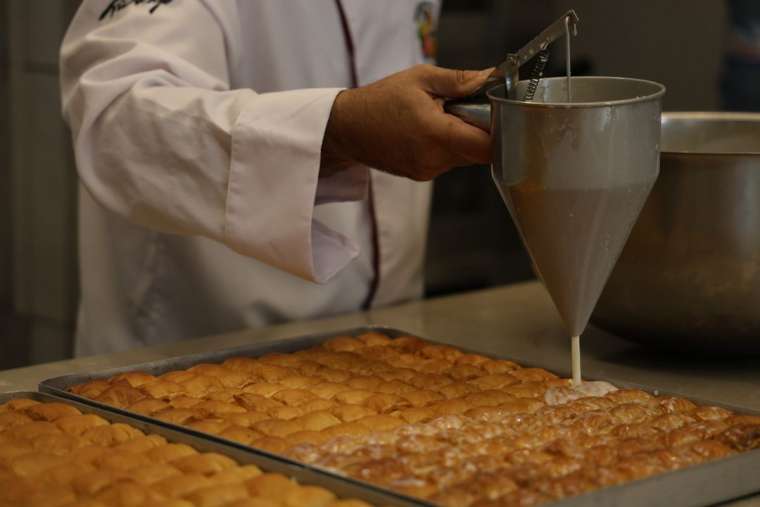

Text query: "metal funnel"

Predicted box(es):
[489, 77, 665, 336]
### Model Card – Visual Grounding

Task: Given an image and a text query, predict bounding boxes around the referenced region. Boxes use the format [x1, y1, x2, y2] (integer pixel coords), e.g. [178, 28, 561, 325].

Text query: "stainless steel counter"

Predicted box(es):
[2, 281, 759, 505]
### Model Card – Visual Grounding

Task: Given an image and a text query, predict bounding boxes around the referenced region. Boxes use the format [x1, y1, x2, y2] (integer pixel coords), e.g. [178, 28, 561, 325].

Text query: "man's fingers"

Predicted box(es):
[431, 115, 491, 166]
[418, 65, 493, 98]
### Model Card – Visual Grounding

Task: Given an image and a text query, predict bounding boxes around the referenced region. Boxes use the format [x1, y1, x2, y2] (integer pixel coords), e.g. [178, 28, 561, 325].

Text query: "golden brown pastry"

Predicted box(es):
[235, 393, 284, 414]
[10, 452, 69, 477]
[70, 379, 111, 398]
[355, 415, 404, 432]
[298, 383, 340, 401]
[394, 407, 436, 424]
[333, 389, 374, 406]
[125, 400, 167, 418]
[28, 432, 83, 456]
[111, 371, 158, 387]
[313, 367, 352, 384]
[147, 443, 198, 463]
[55, 414, 110, 436]
[141, 380, 185, 399]
[252, 436, 290, 455]
[330, 404, 376, 423]
[295, 411, 341, 432]
[438, 382, 478, 399]
[300, 398, 340, 413]
[67, 445, 111, 466]
[322, 335, 364, 352]
[114, 434, 167, 454]
[154, 410, 199, 428]
[130, 463, 183, 485]
[224, 411, 270, 428]
[278, 375, 322, 389]
[168, 396, 203, 409]
[46, 462, 98, 487]
[171, 452, 236, 475]
[241, 382, 286, 398]
[1, 398, 40, 411]
[153, 473, 212, 497]
[25, 402, 82, 422]
[208, 464, 262, 484]
[327, 500, 373, 507]
[272, 388, 318, 407]
[95, 482, 166, 506]
[96, 452, 153, 474]
[95, 384, 146, 408]
[184, 483, 249, 507]
[220, 425, 265, 445]
[0, 411, 34, 431]
[222, 356, 259, 373]
[224, 499, 279, 507]
[0, 399, 368, 506]
[281, 484, 336, 507]
[717, 422, 760, 451]
[286, 430, 332, 447]
[246, 473, 300, 501]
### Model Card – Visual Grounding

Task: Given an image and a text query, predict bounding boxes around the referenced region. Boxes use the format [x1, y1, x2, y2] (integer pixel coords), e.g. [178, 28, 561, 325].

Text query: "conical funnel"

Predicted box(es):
[489, 77, 665, 337]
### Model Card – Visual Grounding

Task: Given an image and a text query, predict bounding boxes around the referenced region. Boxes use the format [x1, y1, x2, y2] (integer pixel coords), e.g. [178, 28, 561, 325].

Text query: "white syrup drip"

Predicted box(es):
[571, 334, 581, 385]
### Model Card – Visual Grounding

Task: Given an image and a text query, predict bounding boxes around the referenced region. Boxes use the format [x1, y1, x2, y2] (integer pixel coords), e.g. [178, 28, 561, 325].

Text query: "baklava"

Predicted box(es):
[71, 332, 760, 506]
[0, 398, 371, 507]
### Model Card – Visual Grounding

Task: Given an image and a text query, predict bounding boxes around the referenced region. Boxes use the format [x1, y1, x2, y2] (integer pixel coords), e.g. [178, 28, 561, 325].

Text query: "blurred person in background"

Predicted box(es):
[721, 0, 760, 110]
[61, 1, 491, 355]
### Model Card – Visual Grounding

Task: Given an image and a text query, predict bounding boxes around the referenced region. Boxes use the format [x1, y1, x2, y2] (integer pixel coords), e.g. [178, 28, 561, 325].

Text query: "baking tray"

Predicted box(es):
[40, 326, 760, 507]
[0, 390, 427, 506]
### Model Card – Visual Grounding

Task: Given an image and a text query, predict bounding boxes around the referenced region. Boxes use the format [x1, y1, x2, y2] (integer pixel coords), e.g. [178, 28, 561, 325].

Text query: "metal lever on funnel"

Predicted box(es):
[445, 9, 579, 130]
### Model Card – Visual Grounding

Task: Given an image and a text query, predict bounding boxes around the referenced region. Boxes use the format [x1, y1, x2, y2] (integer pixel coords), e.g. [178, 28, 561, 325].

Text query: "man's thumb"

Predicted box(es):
[419, 66, 493, 98]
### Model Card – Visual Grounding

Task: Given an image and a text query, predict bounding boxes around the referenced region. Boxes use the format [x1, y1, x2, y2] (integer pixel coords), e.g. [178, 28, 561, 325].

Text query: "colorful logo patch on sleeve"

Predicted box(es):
[100, 0, 174, 21]
[415, 1, 438, 63]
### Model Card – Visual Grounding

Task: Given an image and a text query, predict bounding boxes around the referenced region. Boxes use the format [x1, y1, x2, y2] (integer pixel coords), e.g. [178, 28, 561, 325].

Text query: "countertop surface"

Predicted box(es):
[2, 280, 759, 505]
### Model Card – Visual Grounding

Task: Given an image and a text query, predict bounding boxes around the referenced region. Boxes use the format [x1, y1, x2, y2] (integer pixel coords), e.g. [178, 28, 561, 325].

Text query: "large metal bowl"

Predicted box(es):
[592, 112, 760, 353]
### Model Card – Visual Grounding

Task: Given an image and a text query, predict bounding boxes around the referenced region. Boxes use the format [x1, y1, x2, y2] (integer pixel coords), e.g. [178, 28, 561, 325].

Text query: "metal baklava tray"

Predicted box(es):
[39, 326, 760, 507]
[0, 390, 426, 506]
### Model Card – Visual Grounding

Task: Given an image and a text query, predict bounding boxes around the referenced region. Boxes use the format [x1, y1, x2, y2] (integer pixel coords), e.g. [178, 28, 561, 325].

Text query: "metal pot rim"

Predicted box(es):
[662, 111, 760, 157]
[486, 76, 666, 109]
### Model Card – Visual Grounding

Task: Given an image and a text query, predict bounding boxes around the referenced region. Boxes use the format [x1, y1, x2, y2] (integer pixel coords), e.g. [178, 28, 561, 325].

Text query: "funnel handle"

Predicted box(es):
[444, 101, 491, 131]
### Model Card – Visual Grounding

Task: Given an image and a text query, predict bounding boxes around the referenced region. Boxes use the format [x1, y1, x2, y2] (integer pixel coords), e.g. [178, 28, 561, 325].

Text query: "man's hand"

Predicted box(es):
[321, 64, 492, 181]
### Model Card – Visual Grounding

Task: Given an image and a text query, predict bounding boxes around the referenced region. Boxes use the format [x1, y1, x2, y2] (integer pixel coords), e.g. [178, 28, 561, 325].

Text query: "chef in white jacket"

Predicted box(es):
[61, 0, 491, 356]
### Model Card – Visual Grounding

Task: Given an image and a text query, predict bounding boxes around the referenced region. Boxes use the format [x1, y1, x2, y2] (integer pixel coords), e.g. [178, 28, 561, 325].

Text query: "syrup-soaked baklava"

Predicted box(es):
[0, 398, 371, 507]
[71, 332, 760, 506]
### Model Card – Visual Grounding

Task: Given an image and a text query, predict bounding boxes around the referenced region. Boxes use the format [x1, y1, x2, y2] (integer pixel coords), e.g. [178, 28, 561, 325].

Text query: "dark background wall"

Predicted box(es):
[0, 0, 728, 369]
[1, 1, 80, 369]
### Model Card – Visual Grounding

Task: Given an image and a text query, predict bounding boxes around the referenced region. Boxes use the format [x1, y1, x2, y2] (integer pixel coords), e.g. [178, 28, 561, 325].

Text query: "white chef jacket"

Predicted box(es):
[61, 0, 438, 356]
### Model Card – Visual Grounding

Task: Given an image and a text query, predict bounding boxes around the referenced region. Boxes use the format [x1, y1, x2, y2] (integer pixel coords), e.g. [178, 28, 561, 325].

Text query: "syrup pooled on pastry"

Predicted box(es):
[544, 334, 618, 405]
[544, 379, 617, 406]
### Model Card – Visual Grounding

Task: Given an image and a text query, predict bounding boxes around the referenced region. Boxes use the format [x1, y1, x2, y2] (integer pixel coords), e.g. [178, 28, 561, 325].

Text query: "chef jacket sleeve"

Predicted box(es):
[60, 0, 368, 283]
